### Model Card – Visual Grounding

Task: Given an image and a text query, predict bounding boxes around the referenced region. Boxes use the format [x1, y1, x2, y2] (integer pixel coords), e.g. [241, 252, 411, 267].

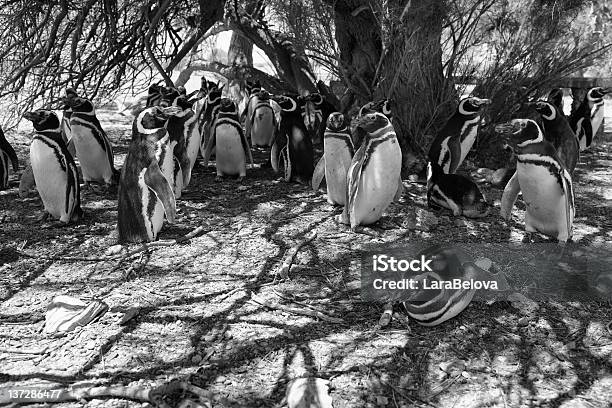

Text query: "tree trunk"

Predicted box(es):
[228, 32, 253, 66]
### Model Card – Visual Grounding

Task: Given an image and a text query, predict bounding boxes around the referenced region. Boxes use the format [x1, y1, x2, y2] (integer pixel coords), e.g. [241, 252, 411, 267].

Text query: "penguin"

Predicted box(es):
[118, 106, 180, 243]
[569, 87, 610, 151]
[246, 90, 277, 147]
[428, 97, 491, 174]
[145, 82, 164, 107]
[426, 161, 489, 218]
[503, 118, 574, 242]
[546, 88, 564, 113]
[358, 99, 393, 120]
[66, 96, 118, 187]
[198, 84, 224, 156]
[337, 112, 403, 230]
[311, 112, 354, 205]
[399, 246, 509, 326]
[22, 110, 83, 223]
[299, 92, 336, 143]
[60, 87, 78, 156]
[202, 98, 253, 181]
[270, 94, 314, 183]
[0, 126, 18, 190]
[500, 100, 579, 220]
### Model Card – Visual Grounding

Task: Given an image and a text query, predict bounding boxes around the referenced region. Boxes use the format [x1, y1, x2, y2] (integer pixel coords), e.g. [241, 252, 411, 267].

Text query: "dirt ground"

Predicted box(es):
[1, 110, 611, 408]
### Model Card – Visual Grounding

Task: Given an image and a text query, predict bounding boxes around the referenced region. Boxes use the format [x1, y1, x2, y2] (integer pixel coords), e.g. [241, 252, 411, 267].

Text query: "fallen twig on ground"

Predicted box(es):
[250, 294, 343, 324]
[0, 380, 212, 408]
[0, 346, 48, 355]
[276, 230, 317, 280]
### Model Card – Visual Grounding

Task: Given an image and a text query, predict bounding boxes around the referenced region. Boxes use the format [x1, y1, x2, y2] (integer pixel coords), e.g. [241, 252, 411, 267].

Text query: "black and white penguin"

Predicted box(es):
[311, 112, 354, 205]
[145, 82, 165, 107]
[202, 98, 253, 181]
[270, 94, 314, 183]
[60, 87, 78, 156]
[299, 92, 336, 143]
[428, 97, 491, 174]
[22, 110, 83, 223]
[358, 99, 393, 120]
[500, 101, 579, 220]
[337, 112, 403, 230]
[198, 85, 224, 156]
[246, 90, 277, 147]
[66, 96, 118, 187]
[504, 119, 574, 242]
[569, 87, 610, 151]
[117, 106, 180, 243]
[401, 246, 508, 326]
[0, 126, 18, 190]
[426, 161, 489, 218]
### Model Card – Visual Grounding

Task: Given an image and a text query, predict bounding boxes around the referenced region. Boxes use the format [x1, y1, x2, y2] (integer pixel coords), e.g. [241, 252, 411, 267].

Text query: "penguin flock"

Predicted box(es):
[1, 81, 608, 245]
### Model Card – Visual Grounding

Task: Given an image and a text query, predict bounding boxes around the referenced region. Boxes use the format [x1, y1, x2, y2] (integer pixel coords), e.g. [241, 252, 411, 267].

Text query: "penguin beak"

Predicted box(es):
[601, 87, 612, 95]
[23, 112, 38, 122]
[160, 106, 182, 117]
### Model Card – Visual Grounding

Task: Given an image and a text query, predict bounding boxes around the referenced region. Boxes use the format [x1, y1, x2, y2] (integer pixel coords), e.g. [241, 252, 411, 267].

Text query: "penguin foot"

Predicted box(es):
[37, 212, 50, 222]
[214, 175, 223, 182]
[236, 176, 245, 183]
[352, 226, 382, 237]
[334, 214, 349, 225]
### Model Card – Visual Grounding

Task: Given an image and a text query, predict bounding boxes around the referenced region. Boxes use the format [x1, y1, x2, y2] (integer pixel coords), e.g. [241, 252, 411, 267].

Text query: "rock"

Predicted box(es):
[454, 219, 466, 227]
[489, 167, 515, 188]
[191, 354, 203, 364]
[507, 293, 539, 315]
[237, 186, 248, 191]
[105, 244, 123, 256]
[517, 317, 529, 327]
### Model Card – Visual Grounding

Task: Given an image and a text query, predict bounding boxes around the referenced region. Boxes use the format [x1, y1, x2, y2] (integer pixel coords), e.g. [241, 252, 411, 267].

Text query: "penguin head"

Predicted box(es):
[217, 98, 238, 116]
[246, 79, 261, 95]
[66, 96, 95, 113]
[23, 109, 61, 132]
[458, 97, 491, 116]
[531, 101, 557, 121]
[326, 112, 347, 131]
[61, 88, 78, 109]
[355, 112, 390, 133]
[506, 118, 543, 148]
[135, 106, 181, 135]
[588, 87, 610, 101]
[273, 95, 298, 112]
[307, 93, 323, 106]
[358, 99, 393, 119]
[255, 90, 271, 101]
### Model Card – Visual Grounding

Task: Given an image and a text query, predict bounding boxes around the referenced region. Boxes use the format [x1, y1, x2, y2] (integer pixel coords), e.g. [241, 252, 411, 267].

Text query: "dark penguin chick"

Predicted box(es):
[203, 98, 253, 181]
[569, 87, 610, 151]
[546, 88, 564, 113]
[23, 109, 83, 223]
[0, 126, 19, 189]
[66, 96, 119, 187]
[337, 112, 403, 230]
[428, 96, 491, 174]
[427, 161, 489, 218]
[299, 92, 337, 144]
[117, 106, 180, 243]
[502, 119, 574, 242]
[270, 94, 314, 183]
[312, 112, 354, 205]
[60, 87, 78, 156]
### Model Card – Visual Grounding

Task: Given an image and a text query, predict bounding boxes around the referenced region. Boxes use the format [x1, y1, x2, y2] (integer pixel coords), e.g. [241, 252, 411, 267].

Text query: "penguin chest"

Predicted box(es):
[517, 162, 573, 239]
[30, 140, 70, 220]
[323, 138, 353, 205]
[215, 124, 246, 176]
[137, 168, 165, 240]
[185, 123, 201, 170]
[251, 108, 274, 147]
[158, 141, 176, 188]
[70, 124, 112, 181]
[350, 140, 401, 226]
[458, 116, 480, 168]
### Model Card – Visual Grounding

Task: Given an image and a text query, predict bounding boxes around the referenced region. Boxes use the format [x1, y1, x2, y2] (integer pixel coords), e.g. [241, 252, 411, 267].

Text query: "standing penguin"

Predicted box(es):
[299, 92, 336, 143]
[426, 161, 489, 218]
[66, 96, 118, 188]
[428, 97, 491, 174]
[311, 112, 354, 205]
[337, 112, 403, 230]
[358, 99, 393, 120]
[0, 126, 18, 190]
[246, 90, 277, 147]
[270, 94, 314, 183]
[546, 88, 564, 113]
[500, 101, 579, 220]
[60, 87, 78, 156]
[569, 87, 610, 151]
[198, 85, 224, 156]
[22, 110, 83, 223]
[118, 106, 180, 243]
[203, 98, 253, 182]
[504, 119, 574, 242]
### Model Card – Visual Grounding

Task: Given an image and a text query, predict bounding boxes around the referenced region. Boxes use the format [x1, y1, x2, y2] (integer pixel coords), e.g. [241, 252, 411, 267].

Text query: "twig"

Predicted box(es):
[0, 346, 48, 355]
[250, 294, 343, 324]
[0, 380, 211, 407]
[276, 231, 317, 279]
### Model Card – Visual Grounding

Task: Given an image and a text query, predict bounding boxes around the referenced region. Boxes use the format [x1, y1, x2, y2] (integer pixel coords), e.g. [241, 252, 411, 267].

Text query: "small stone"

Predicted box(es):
[216, 375, 226, 382]
[238, 186, 248, 191]
[517, 317, 529, 327]
[454, 219, 466, 227]
[461, 371, 471, 379]
[203, 335, 215, 342]
[224, 332, 233, 339]
[191, 354, 203, 364]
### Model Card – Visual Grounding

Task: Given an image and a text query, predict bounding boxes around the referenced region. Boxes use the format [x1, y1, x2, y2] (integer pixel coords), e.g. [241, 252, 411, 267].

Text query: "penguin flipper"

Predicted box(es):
[238, 126, 254, 165]
[394, 177, 404, 202]
[448, 138, 462, 174]
[270, 141, 279, 173]
[0, 129, 19, 172]
[499, 172, 520, 220]
[347, 143, 369, 229]
[202, 126, 217, 168]
[560, 168, 574, 241]
[19, 164, 36, 197]
[144, 161, 176, 223]
[583, 117, 593, 148]
[311, 156, 326, 191]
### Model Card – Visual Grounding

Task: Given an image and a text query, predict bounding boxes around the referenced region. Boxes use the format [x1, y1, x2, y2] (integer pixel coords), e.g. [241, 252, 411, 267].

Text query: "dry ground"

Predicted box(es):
[0, 111, 611, 408]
